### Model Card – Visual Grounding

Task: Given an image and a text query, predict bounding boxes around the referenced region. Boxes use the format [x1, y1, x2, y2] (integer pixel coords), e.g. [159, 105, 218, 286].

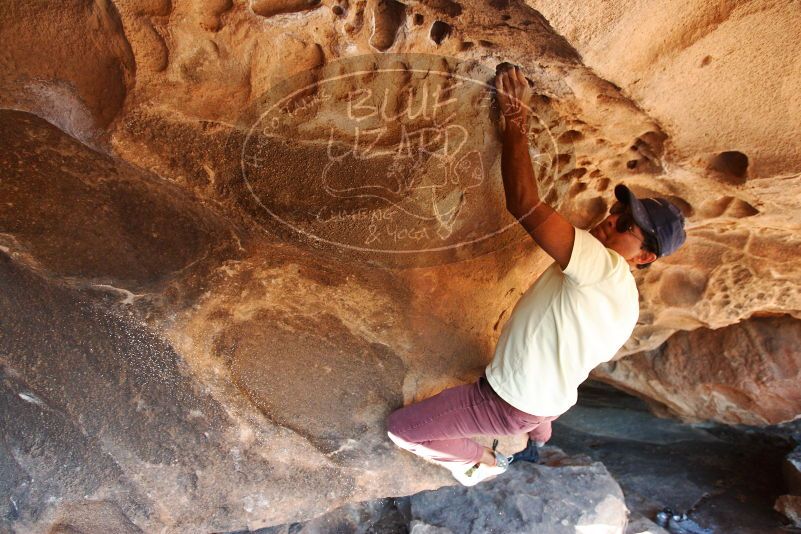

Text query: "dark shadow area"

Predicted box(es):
[551, 380, 797, 533]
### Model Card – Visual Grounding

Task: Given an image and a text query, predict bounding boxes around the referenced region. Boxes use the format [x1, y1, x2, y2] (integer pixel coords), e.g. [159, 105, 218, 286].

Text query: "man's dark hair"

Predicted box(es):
[636, 232, 660, 270]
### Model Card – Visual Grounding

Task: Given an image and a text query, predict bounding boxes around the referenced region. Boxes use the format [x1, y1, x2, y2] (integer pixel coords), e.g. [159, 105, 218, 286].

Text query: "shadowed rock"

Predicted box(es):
[0, 251, 226, 531]
[0, 109, 237, 289]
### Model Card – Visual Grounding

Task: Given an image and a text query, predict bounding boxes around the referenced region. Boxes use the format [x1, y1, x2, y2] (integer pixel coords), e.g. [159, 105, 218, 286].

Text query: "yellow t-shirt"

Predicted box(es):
[486, 228, 639, 416]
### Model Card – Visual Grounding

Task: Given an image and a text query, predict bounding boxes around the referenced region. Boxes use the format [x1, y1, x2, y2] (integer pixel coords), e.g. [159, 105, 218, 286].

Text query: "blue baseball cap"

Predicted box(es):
[614, 184, 686, 257]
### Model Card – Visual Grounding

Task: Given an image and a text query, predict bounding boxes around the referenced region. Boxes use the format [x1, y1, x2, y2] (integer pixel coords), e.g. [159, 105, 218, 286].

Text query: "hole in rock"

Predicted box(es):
[568, 181, 588, 194]
[635, 130, 667, 157]
[709, 151, 749, 184]
[562, 168, 587, 181]
[558, 130, 583, 144]
[430, 21, 451, 45]
[370, 0, 406, 51]
[413, 13, 424, 25]
[252, 0, 321, 17]
[552, 153, 571, 168]
[698, 196, 758, 218]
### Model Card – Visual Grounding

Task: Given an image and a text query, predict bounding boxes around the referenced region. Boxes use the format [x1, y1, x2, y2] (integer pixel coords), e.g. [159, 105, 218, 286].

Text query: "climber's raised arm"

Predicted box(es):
[495, 65, 575, 270]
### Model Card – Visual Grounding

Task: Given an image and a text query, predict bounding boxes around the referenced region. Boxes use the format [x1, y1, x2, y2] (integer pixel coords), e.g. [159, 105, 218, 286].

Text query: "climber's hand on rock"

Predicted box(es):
[494, 64, 530, 137]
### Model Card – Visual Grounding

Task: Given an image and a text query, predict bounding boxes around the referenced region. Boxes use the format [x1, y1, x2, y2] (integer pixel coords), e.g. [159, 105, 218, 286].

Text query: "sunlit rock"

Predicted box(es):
[1, 0, 800, 531]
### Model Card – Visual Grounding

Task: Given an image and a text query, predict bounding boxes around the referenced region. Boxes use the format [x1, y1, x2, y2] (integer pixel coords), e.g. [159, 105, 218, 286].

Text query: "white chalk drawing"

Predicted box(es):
[237, 54, 566, 260]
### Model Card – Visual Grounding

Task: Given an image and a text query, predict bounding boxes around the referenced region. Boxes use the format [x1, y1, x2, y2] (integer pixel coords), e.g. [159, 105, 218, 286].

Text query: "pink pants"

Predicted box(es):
[386, 374, 558, 465]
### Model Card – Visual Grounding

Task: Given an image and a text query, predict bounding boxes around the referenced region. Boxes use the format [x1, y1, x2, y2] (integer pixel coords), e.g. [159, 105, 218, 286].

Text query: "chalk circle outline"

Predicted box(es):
[239, 54, 565, 255]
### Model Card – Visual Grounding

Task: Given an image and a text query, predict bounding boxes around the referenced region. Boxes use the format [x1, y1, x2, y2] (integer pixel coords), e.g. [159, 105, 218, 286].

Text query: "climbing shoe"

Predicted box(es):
[449, 449, 509, 487]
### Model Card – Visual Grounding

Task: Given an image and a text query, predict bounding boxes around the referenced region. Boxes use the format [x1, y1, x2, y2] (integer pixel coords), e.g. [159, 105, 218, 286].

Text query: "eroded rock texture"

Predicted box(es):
[1, 0, 800, 531]
[596, 315, 801, 426]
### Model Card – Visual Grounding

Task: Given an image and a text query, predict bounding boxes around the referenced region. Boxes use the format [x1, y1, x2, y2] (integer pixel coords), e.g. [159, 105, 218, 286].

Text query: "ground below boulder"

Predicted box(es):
[250, 448, 627, 534]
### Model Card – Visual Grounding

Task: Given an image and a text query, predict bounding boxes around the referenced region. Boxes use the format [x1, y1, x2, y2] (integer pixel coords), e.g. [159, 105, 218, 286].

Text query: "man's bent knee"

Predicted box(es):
[386, 424, 417, 452]
[386, 407, 409, 440]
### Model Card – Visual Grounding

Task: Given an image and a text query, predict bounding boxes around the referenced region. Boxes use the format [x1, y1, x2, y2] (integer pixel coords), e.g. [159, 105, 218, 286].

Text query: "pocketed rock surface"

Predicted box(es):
[1, 0, 800, 531]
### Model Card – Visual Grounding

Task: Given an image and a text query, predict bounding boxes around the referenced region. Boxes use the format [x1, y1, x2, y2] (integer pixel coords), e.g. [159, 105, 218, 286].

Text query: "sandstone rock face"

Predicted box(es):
[1, 0, 800, 531]
[594, 315, 801, 425]
[0, 0, 135, 149]
[526, 0, 801, 178]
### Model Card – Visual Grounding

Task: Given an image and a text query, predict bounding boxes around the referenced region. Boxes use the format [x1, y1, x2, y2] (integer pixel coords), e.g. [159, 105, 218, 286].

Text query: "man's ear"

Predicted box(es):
[637, 249, 658, 266]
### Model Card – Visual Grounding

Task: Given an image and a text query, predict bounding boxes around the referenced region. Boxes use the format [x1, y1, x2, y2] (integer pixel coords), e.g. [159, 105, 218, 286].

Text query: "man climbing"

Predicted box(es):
[386, 64, 687, 486]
